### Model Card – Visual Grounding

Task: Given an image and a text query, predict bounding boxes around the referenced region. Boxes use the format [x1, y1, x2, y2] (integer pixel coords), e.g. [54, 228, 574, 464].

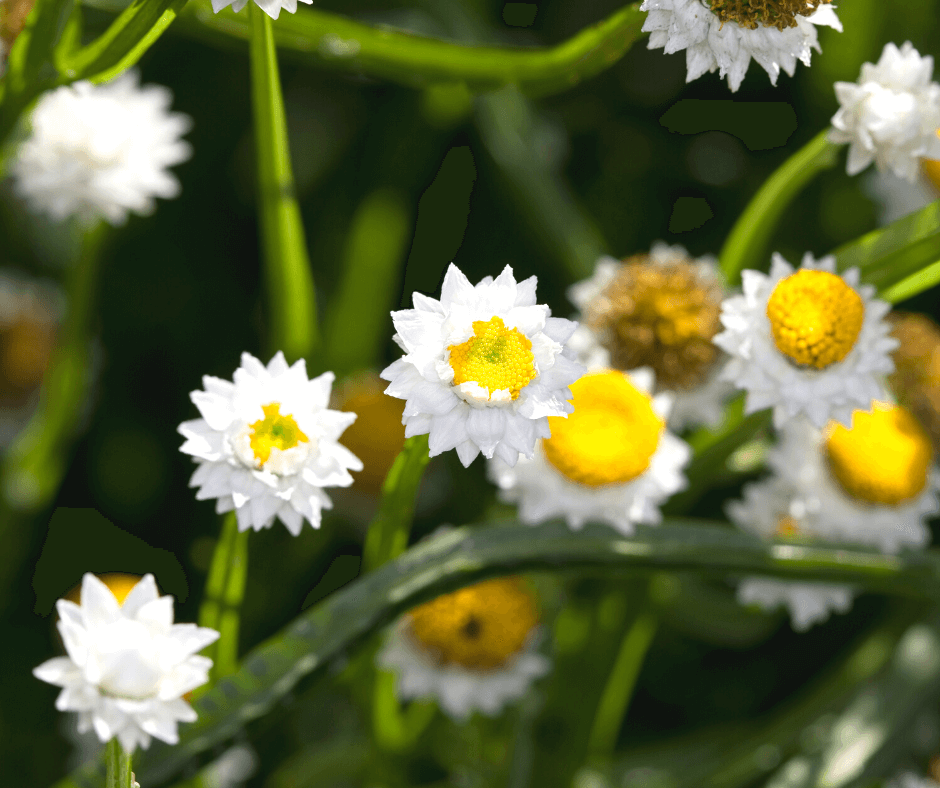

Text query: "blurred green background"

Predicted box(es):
[3, 0, 940, 785]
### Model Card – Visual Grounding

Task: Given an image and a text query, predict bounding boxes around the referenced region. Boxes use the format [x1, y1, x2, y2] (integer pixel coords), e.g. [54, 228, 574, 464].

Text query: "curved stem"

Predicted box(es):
[181, 0, 645, 97]
[719, 130, 839, 286]
[361, 434, 431, 572]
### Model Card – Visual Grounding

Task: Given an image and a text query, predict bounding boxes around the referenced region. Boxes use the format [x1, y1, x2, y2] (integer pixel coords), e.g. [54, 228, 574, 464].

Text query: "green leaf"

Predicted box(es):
[60, 0, 189, 83]
[832, 200, 940, 293]
[56, 521, 940, 788]
[180, 1, 646, 98]
[880, 258, 940, 303]
[248, 2, 317, 361]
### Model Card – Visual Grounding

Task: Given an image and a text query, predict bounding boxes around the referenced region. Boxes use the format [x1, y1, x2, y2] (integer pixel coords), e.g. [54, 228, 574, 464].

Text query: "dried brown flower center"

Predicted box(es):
[706, 0, 831, 30]
[585, 254, 724, 391]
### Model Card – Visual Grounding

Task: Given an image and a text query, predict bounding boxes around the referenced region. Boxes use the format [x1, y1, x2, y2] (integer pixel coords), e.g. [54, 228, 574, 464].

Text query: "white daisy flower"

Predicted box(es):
[33, 574, 218, 753]
[210, 0, 311, 21]
[769, 404, 940, 553]
[713, 252, 898, 430]
[640, 0, 842, 93]
[728, 477, 855, 631]
[830, 42, 940, 183]
[489, 368, 691, 534]
[381, 264, 584, 468]
[568, 244, 734, 431]
[178, 351, 363, 535]
[376, 577, 549, 721]
[10, 71, 191, 226]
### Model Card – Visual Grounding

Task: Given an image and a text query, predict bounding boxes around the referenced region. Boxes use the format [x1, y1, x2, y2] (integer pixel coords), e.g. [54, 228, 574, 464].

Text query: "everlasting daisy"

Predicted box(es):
[728, 477, 855, 630]
[770, 403, 940, 553]
[210, 0, 311, 21]
[830, 42, 940, 182]
[640, 0, 841, 93]
[568, 244, 734, 430]
[11, 72, 191, 225]
[489, 368, 691, 534]
[713, 252, 897, 429]
[376, 577, 549, 721]
[888, 312, 940, 456]
[178, 351, 363, 535]
[381, 264, 584, 468]
[33, 573, 218, 752]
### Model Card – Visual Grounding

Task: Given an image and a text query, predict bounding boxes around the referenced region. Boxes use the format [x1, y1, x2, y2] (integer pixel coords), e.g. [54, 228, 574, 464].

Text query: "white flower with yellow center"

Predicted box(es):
[211, 0, 311, 20]
[830, 42, 940, 182]
[640, 0, 841, 93]
[33, 574, 219, 752]
[728, 477, 855, 630]
[770, 403, 940, 552]
[381, 264, 584, 468]
[178, 352, 363, 535]
[11, 71, 191, 226]
[376, 577, 549, 721]
[568, 244, 735, 431]
[713, 252, 897, 429]
[489, 368, 691, 533]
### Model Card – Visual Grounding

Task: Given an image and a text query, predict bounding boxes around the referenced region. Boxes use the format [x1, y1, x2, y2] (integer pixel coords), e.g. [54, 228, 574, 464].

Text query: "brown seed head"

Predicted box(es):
[888, 311, 940, 457]
[707, 0, 831, 30]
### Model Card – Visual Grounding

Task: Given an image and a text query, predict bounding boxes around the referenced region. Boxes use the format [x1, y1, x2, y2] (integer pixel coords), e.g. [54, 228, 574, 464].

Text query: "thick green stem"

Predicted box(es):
[361, 434, 431, 572]
[719, 130, 839, 286]
[105, 740, 132, 788]
[248, 0, 317, 362]
[183, 1, 645, 98]
[194, 512, 248, 693]
[586, 605, 658, 760]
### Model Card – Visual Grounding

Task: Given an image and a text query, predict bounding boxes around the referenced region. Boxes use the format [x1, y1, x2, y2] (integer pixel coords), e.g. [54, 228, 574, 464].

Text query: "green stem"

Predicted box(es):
[105, 740, 132, 788]
[249, 0, 317, 362]
[194, 512, 248, 693]
[361, 434, 431, 572]
[183, 1, 645, 98]
[587, 605, 658, 759]
[719, 129, 839, 286]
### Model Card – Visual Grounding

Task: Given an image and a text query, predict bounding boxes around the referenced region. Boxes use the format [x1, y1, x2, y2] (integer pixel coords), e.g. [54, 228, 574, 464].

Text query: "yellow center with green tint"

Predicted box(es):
[543, 371, 664, 487]
[447, 316, 537, 400]
[248, 403, 309, 466]
[775, 516, 800, 537]
[407, 577, 539, 670]
[766, 269, 865, 369]
[825, 403, 933, 505]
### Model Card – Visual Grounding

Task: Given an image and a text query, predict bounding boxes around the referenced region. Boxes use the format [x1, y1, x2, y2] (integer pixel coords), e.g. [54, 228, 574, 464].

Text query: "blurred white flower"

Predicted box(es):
[863, 168, 938, 225]
[210, 0, 312, 20]
[489, 368, 690, 534]
[381, 264, 583, 468]
[33, 574, 218, 753]
[568, 244, 734, 431]
[11, 71, 192, 226]
[713, 252, 897, 429]
[728, 476, 856, 630]
[886, 773, 940, 788]
[178, 351, 363, 535]
[640, 0, 841, 92]
[830, 41, 940, 182]
[376, 578, 549, 721]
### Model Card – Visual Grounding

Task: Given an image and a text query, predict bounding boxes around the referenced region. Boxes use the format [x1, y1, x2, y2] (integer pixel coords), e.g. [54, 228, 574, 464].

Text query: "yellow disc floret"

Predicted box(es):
[447, 316, 537, 400]
[542, 371, 664, 487]
[66, 573, 142, 606]
[249, 402, 309, 466]
[766, 269, 865, 369]
[775, 516, 800, 537]
[824, 403, 933, 506]
[407, 577, 539, 670]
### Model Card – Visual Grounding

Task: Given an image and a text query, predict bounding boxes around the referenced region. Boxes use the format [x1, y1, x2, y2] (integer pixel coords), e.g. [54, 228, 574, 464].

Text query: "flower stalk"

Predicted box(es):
[106, 740, 133, 788]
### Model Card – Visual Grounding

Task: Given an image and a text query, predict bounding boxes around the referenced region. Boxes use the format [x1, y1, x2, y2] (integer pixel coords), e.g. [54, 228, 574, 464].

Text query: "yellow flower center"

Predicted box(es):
[775, 516, 800, 537]
[447, 316, 537, 400]
[66, 573, 142, 606]
[585, 255, 724, 390]
[766, 269, 865, 369]
[824, 403, 933, 506]
[248, 402, 309, 466]
[542, 371, 664, 487]
[707, 0, 831, 30]
[407, 577, 539, 670]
